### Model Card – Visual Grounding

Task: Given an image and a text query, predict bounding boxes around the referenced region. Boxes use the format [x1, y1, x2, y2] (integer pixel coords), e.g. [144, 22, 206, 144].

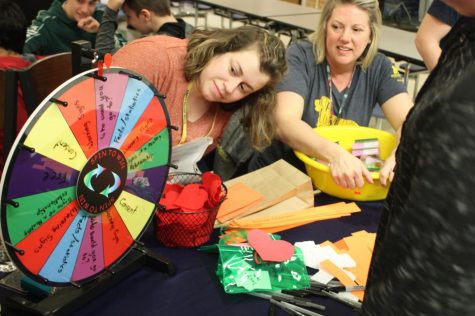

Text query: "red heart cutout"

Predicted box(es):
[160, 183, 184, 209]
[202, 172, 222, 207]
[247, 229, 294, 262]
[163, 183, 183, 195]
[174, 184, 208, 210]
[160, 190, 181, 209]
[104, 53, 112, 68]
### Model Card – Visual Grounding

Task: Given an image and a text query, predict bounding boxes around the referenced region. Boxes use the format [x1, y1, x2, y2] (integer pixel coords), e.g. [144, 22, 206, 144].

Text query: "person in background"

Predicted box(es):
[247, 0, 413, 189]
[362, 1, 475, 314]
[95, 0, 193, 55]
[112, 26, 287, 160]
[0, 0, 38, 174]
[415, 0, 460, 70]
[24, 0, 103, 55]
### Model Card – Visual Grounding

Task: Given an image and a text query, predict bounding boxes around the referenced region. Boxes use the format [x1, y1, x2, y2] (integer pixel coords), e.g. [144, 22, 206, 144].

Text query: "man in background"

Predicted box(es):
[24, 0, 103, 55]
[95, 0, 193, 55]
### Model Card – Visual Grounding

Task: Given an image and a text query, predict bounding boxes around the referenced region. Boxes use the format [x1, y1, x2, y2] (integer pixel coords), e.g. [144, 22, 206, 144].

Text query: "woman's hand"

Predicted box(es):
[379, 151, 395, 187]
[329, 147, 373, 189]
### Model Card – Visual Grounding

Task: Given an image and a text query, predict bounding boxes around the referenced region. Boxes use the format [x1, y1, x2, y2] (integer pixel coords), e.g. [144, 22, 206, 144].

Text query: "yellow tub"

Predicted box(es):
[294, 126, 397, 201]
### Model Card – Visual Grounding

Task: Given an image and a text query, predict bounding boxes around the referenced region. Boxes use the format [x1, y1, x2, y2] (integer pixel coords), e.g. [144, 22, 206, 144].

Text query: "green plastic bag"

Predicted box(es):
[216, 233, 310, 294]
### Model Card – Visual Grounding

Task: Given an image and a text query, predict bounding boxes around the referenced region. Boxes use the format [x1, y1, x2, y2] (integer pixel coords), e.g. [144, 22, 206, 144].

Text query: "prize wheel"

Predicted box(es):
[0, 67, 171, 286]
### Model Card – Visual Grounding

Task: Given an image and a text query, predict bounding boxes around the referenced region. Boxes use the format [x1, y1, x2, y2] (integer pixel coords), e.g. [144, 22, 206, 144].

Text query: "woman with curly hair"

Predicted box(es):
[112, 26, 287, 160]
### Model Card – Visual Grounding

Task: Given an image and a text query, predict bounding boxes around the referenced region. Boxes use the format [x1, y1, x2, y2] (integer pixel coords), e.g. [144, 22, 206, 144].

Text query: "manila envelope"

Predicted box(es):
[218, 159, 314, 225]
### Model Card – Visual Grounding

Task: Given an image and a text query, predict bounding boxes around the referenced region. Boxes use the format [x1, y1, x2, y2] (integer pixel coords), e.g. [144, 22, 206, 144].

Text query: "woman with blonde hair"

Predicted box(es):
[112, 25, 287, 158]
[248, 0, 413, 189]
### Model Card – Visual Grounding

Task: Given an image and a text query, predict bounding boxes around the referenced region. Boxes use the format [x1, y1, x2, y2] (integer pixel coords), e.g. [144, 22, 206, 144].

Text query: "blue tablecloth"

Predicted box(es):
[72, 194, 383, 316]
[0, 194, 382, 316]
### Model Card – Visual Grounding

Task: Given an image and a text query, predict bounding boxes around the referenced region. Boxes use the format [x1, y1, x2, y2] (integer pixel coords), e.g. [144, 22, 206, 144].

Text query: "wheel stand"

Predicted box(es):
[0, 246, 174, 316]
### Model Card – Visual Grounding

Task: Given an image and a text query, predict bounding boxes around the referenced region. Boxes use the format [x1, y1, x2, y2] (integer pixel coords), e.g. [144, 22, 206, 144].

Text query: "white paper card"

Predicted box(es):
[170, 137, 213, 174]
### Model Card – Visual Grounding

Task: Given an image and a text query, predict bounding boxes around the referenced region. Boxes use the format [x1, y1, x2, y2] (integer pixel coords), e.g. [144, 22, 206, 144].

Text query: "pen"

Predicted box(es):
[321, 290, 362, 310]
[272, 299, 325, 316]
[248, 292, 326, 312]
[310, 279, 343, 287]
[271, 293, 326, 311]
[282, 289, 311, 297]
[310, 280, 365, 292]
[270, 300, 306, 316]
[268, 303, 276, 316]
[328, 285, 366, 292]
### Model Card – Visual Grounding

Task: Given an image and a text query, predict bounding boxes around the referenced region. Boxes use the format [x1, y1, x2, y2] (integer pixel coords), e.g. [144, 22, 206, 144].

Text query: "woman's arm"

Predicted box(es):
[275, 91, 373, 189]
[415, 13, 453, 70]
[379, 92, 413, 186]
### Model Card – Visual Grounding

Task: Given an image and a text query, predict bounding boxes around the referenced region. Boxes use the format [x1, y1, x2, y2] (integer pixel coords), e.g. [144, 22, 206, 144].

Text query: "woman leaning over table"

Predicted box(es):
[247, 0, 413, 189]
[111, 26, 287, 161]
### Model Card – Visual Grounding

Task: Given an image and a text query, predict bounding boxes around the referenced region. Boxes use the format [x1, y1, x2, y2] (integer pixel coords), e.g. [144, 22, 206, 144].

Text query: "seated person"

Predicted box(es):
[24, 0, 103, 55]
[415, 0, 460, 70]
[0, 0, 38, 174]
[95, 0, 194, 55]
[112, 26, 287, 159]
[247, 0, 413, 189]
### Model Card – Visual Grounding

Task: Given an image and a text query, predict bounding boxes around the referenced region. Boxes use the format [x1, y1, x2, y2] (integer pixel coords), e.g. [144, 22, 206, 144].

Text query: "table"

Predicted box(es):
[68, 194, 381, 316]
[270, 12, 321, 31]
[0, 194, 382, 316]
[379, 25, 424, 66]
[196, 0, 320, 18]
[195, 0, 423, 66]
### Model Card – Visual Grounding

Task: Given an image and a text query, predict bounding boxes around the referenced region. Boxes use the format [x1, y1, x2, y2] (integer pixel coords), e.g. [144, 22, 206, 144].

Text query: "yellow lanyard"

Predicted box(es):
[178, 81, 219, 145]
[179, 81, 194, 145]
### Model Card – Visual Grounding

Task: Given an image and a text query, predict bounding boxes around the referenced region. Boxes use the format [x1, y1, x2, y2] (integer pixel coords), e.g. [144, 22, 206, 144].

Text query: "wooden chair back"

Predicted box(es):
[0, 69, 19, 159]
[19, 52, 72, 115]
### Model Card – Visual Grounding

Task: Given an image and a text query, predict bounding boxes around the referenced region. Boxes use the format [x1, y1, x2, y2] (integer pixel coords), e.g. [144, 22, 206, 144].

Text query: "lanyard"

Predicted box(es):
[326, 63, 355, 125]
[179, 81, 194, 145]
[178, 81, 219, 145]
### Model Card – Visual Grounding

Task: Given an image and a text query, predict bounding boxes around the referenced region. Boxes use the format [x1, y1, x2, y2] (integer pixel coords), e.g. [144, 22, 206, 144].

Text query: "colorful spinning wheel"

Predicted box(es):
[0, 67, 171, 286]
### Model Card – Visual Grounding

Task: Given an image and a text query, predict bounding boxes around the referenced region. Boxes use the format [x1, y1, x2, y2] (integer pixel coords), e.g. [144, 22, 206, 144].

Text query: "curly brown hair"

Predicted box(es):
[184, 25, 287, 150]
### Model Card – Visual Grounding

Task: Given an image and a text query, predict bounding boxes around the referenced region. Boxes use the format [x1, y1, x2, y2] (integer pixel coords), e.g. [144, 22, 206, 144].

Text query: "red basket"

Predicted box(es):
[154, 173, 227, 248]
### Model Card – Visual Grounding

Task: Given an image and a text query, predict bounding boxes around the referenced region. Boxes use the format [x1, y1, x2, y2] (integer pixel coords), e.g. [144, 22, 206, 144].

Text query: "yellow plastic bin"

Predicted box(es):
[294, 126, 397, 201]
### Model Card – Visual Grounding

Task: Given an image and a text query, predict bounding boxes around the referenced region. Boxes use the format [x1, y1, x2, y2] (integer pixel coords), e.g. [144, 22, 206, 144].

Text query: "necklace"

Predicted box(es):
[178, 81, 219, 145]
[326, 63, 356, 125]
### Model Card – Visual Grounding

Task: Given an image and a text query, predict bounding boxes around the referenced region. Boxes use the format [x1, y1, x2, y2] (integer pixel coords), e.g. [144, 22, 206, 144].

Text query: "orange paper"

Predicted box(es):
[216, 182, 264, 222]
[320, 259, 357, 287]
[227, 202, 360, 233]
[317, 230, 376, 301]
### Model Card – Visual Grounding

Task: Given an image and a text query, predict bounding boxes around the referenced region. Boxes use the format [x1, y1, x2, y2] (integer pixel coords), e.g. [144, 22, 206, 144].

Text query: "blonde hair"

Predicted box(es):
[185, 26, 287, 150]
[311, 0, 381, 70]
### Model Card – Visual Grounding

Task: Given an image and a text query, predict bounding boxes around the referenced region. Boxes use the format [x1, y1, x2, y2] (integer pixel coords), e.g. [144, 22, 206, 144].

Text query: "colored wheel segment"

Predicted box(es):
[0, 68, 171, 286]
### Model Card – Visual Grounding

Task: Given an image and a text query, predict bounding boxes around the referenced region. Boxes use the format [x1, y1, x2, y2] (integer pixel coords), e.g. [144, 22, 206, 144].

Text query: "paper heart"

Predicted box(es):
[160, 183, 183, 209]
[164, 183, 183, 195]
[104, 53, 112, 68]
[174, 184, 208, 210]
[202, 172, 222, 207]
[247, 229, 294, 262]
[160, 190, 181, 209]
